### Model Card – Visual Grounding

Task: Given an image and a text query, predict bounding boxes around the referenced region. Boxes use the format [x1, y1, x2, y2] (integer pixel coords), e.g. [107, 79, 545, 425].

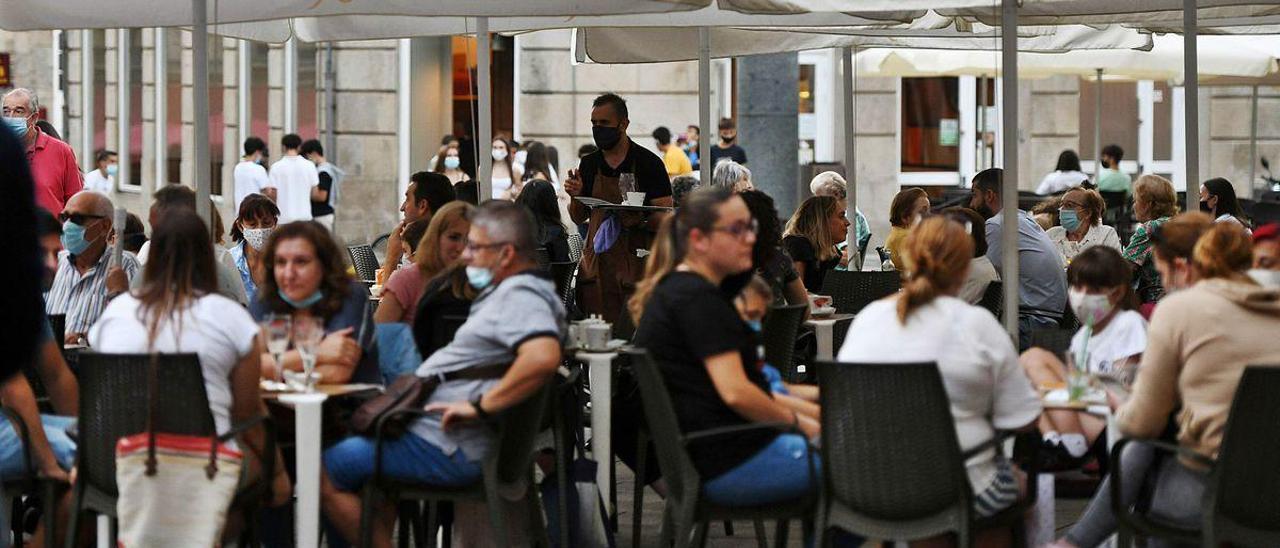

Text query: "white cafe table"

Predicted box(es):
[804, 313, 856, 362]
[574, 345, 623, 518]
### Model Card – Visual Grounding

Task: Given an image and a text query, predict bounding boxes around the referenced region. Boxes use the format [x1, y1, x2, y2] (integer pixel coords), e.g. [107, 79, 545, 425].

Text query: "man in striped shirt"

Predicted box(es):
[45, 192, 139, 345]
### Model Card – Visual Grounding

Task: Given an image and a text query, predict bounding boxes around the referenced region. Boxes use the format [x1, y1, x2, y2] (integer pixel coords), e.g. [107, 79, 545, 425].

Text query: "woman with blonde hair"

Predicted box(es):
[375, 201, 473, 325]
[1122, 174, 1180, 305]
[839, 217, 1042, 522]
[783, 196, 850, 292]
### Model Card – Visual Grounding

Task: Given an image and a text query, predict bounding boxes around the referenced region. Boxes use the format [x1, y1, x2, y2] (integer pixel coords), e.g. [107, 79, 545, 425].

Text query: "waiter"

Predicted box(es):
[565, 93, 673, 324]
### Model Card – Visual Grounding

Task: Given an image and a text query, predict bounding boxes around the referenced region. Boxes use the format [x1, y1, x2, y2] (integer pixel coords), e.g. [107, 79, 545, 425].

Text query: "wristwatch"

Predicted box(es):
[470, 397, 492, 422]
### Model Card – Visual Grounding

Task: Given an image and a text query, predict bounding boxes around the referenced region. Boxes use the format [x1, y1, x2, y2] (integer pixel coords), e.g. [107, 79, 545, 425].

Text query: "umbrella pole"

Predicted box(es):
[1183, 0, 1199, 210]
[842, 46, 857, 267]
[477, 17, 493, 200]
[193, 0, 211, 225]
[698, 27, 711, 184]
[1095, 68, 1103, 180]
[1000, 0, 1020, 342]
[1251, 85, 1259, 198]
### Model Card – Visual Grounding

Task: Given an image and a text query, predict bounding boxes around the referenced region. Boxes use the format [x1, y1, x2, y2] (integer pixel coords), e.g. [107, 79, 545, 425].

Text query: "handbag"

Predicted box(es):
[115, 354, 243, 547]
[350, 363, 511, 438]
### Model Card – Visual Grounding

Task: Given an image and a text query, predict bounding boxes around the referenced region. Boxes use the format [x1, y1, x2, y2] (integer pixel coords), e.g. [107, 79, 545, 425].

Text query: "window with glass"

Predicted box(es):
[126, 32, 143, 188]
[92, 30, 107, 155]
[798, 63, 816, 165]
[165, 29, 182, 185]
[208, 34, 225, 196]
[297, 41, 317, 139]
[900, 77, 960, 173]
[1078, 80, 1139, 171]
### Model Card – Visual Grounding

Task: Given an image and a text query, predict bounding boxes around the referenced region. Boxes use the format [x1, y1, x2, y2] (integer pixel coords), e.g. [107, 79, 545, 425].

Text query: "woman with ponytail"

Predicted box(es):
[838, 217, 1042, 520]
[631, 186, 820, 507]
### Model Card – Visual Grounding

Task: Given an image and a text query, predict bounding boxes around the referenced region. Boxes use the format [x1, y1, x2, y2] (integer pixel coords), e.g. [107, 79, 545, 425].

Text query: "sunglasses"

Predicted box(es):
[58, 212, 106, 225]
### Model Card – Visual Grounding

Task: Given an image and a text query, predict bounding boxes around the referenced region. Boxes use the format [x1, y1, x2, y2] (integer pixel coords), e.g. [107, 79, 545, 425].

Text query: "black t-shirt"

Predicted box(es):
[632, 271, 777, 480]
[311, 171, 335, 217]
[760, 247, 801, 304]
[783, 235, 837, 292]
[578, 141, 673, 203]
[412, 272, 474, 358]
[709, 144, 748, 167]
[539, 221, 571, 263]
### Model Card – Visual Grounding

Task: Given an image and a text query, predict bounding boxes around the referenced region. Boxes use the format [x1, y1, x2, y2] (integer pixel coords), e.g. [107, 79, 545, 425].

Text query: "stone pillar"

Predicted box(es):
[738, 52, 800, 216]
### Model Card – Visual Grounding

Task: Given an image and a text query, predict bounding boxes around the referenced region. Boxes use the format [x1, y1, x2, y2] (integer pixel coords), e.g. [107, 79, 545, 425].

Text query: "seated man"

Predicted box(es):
[321, 201, 566, 547]
[45, 191, 140, 345]
[0, 319, 78, 484]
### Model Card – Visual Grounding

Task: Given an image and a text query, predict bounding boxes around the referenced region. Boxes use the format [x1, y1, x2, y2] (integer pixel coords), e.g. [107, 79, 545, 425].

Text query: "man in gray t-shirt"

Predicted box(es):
[321, 202, 565, 546]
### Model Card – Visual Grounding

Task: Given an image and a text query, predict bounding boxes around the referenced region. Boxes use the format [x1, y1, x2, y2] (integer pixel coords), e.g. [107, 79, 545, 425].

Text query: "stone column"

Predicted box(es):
[738, 52, 800, 216]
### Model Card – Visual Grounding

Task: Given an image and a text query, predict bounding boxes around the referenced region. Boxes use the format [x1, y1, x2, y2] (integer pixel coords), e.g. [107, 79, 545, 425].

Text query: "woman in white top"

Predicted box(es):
[944, 207, 1001, 305]
[1047, 187, 1122, 264]
[838, 217, 1042, 522]
[489, 137, 523, 200]
[88, 213, 290, 511]
[1036, 149, 1090, 195]
[431, 144, 471, 186]
[1200, 177, 1251, 231]
[1019, 246, 1146, 464]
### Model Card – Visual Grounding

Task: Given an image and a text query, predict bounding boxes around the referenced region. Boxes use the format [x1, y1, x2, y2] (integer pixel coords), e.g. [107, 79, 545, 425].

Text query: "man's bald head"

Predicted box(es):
[67, 191, 115, 226]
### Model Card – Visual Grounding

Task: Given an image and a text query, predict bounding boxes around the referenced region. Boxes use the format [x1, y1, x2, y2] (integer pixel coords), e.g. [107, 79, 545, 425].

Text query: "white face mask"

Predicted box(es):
[492, 148, 508, 161]
[1068, 288, 1114, 327]
[1248, 268, 1280, 289]
[242, 227, 273, 251]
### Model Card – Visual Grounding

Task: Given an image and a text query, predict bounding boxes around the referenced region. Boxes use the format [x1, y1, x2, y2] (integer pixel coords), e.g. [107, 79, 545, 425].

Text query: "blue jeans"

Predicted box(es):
[703, 433, 818, 506]
[0, 414, 76, 480]
[324, 433, 482, 493]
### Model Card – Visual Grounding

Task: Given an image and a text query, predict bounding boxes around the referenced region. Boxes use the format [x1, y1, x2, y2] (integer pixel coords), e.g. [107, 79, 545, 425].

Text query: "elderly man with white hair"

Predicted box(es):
[2, 88, 82, 213]
[45, 191, 140, 345]
[810, 171, 871, 249]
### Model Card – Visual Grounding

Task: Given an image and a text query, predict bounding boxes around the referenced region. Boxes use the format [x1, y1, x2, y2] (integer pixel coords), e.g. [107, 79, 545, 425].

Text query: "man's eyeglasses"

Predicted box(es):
[58, 212, 106, 225]
[710, 219, 758, 240]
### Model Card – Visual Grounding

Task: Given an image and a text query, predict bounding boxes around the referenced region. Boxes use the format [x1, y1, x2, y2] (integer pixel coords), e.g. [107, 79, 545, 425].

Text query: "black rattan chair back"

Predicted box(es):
[820, 271, 901, 315]
[76, 353, 213, 498]
[489, 386, 552, 487]
[48, 314, 66, 348]
[1028, 329, 1075, 360]
[1205, 366, 1280, 546]
[977, 281, 1003, 320]
[623, 349, 701, 507]
[816, 361, 973, 545]
[549, 261, 578, 307]
[762, 304, 808, 379]
[348, 244, 379, 283]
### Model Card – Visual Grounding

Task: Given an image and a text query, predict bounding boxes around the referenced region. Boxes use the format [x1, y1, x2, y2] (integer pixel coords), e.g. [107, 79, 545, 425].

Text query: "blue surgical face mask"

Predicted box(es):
[60, 220, 96, 256]
[3, 116, 29, 139]
[444, 156, 460, 170]
[105, 164, 118, 177]
[278, 288, 324, 309]
[465, 266, 494, 289]
[745, 319, 762, 333]
[1059, 208, 1082, 232]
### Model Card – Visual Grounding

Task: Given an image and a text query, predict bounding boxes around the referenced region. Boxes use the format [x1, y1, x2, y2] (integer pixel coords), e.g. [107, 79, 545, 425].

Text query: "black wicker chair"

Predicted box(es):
[359, 386, 553, 547]
[762, 304, 808, 380]
[65, 353, 275, 547]
[2, 404, 60, 548]
[1028, 328, 1076, 360]
[819, 270, 901, 315]
[47, 315, 65, 349]
[1112, 366, 1280, 548]
[625, 348, 816, 548]
[814, 361, 1036, 547]
[548, 261, 578, 311]
[977, 281, 1003, 320]
[348, 243, 380, 284]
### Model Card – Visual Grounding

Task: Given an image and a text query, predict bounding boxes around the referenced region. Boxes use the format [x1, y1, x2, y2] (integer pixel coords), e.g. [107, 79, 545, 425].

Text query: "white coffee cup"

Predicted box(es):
[625, 192, 646, 206]
[584, 322, 612, 351]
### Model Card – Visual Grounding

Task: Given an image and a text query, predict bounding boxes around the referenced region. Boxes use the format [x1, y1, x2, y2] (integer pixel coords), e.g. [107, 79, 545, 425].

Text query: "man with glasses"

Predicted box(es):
[45, 192, 139, 345]
[321, 201, 565, 546]
[2, 88, 82, 213]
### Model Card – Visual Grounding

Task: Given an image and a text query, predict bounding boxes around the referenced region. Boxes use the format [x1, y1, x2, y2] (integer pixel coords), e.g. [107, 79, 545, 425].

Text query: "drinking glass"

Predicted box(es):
[1066, 351, 1089, 403]
[260, 314, 292, 385]
[292, 316, 325, 392]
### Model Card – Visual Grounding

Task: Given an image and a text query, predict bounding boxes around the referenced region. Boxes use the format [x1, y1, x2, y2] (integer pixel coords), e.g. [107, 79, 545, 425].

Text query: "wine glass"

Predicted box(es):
[260, 314, 292, 385]
[292, 316, 325, 392]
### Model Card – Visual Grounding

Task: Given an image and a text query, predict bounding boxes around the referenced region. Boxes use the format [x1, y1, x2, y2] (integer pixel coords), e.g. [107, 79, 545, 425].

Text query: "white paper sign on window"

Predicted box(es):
[939, 118, 960, 147]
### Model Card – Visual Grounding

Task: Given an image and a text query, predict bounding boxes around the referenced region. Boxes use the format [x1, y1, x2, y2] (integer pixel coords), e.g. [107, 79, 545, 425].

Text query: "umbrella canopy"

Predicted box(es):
[575, 23, 1152, 64]
[855, 34, 1280, 81]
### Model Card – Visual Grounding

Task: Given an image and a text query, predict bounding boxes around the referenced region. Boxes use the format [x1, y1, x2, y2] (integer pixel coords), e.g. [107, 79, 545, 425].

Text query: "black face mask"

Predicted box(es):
[721, 134, 736, 144]
[1199, 200, 1213, 214]
[592, 125, 622, 151]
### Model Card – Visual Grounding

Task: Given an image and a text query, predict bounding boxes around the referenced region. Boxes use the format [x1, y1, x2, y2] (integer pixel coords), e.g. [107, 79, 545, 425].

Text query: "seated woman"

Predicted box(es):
[408, 203, 477, 358]
[739, 190, 809, 313]
[251, 222, 374, 384]
[631, 187, 820, 506]
[838, 216, 1042, 520]
[1020, 246, 1146, 466]
[371, 217, 432, 325]
[1200, 177, 1251, 229]
[1052, 216, 1280, 548]
[1047, 187, 1122, 264]
[783, 195, 850, 293]
[1122, 175, 1180, 310]
[228, 194, 280, 303]
[89, 213, 290, 513]
[943, 207, 1000, 305]
[735, 275, 819, 410]
[1036, 149, 1089, 195]
[885, 187, 930, 270]
[514, 179, 570, 263]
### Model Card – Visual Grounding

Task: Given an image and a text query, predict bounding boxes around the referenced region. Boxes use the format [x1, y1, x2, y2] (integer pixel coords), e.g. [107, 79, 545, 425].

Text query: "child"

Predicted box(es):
[736, 275, 820, 419]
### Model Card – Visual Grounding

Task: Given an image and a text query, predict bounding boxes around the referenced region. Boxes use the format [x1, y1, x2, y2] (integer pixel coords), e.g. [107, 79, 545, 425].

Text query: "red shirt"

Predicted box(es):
[26, 130, 83, 213]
